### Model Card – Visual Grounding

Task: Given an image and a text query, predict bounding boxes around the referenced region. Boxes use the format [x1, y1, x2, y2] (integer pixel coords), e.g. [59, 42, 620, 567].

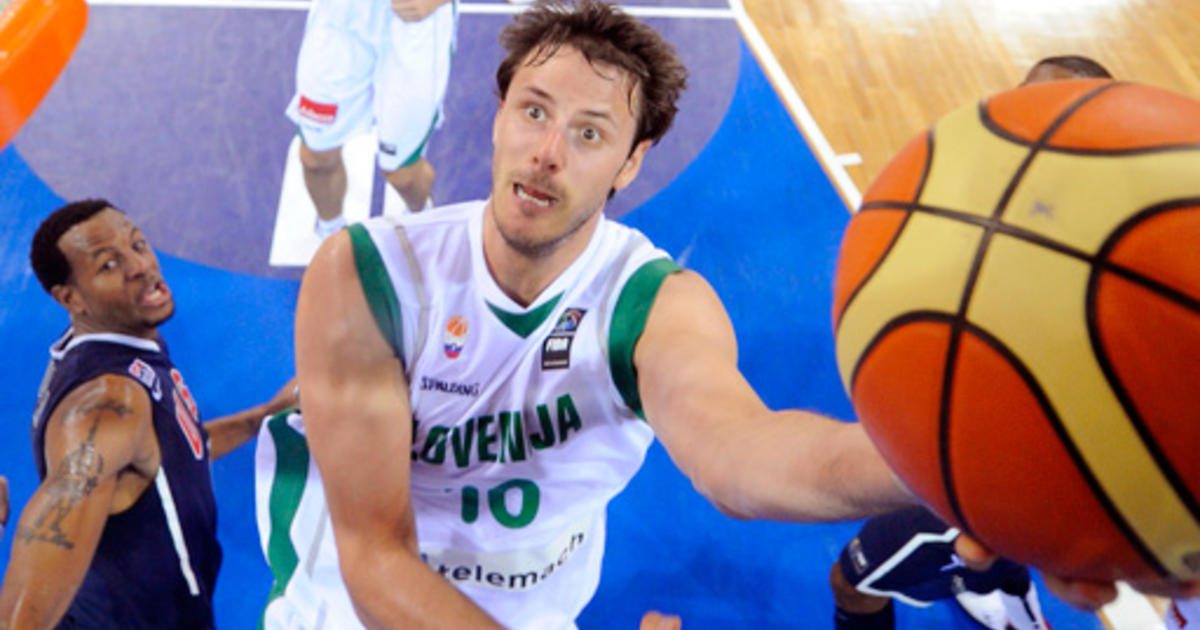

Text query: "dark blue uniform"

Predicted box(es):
[32, 331, 221, 630]
[838, 506, 1031, 606]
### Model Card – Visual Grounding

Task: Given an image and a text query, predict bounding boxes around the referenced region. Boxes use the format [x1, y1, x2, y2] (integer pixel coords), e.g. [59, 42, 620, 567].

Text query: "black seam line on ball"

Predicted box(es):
[974, 82, 1200, 156]
[837, 132, 936, 339]
[938, 83, 1119, 538]
[1087, 202, 1200, 528]
[850, 309, 1168, 577]
[858, 200, 1200, 315]
[963, 317, 1172, 579]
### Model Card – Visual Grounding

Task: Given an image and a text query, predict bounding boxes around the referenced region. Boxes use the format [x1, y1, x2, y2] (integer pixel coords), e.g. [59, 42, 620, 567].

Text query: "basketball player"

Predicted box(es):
[1020, 54, 1111, 85]
[0, 200, 297, 629]
[255, 1, 912, 628]
[289, 0, 458, 239]
[829, 506, 1048, 630]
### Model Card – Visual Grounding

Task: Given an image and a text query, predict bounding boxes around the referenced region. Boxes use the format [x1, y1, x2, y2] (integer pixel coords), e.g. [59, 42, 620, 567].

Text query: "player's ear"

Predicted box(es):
[493, 99, 504, 146]
[51, 282, 85, 316]
[613, 138, 652, 193]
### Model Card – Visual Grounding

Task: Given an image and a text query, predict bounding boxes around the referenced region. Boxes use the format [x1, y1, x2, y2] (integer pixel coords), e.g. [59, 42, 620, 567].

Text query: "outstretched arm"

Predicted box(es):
[205, 377, 298, 460]
[295, 231, 502, 630]
[637, 271, 912, 522]
[0, 375, 155, 629]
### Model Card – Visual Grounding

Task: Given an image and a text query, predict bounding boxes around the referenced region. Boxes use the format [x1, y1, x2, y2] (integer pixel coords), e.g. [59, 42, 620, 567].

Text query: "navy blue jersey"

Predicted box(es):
[31, 330, 220, 630]
[838, 506, 1030, 607]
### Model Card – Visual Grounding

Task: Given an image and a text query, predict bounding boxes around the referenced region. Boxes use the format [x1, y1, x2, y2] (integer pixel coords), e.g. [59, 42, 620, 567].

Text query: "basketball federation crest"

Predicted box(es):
[443, 315, 468, 359]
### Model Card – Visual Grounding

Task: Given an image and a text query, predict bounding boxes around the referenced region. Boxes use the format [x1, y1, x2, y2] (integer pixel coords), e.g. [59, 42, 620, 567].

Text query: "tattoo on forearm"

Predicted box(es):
[16, 398, 129, 549]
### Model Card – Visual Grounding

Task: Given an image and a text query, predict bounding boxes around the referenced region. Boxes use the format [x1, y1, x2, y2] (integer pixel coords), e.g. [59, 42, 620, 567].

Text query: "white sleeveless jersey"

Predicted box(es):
[257, 200, 680, 630]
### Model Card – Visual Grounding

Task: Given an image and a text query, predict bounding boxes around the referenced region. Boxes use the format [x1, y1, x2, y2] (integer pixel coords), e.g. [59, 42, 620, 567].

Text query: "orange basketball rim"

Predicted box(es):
[0, 0, 87, 149]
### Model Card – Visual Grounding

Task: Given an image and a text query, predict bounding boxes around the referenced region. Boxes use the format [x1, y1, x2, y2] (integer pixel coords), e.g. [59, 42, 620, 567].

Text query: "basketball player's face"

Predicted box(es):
[489, 45, 651, 257]
[54, 209, 174, 339]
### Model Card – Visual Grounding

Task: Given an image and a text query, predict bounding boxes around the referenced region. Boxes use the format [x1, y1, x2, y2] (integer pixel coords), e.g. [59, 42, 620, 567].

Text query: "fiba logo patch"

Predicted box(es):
[542, 308, 586, 370]
[443, 315, 468, 359]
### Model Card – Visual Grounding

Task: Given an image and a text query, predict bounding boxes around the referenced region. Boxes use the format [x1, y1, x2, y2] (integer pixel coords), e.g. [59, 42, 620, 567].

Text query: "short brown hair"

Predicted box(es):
[496, 0, 688, 148]
[1028, 55, 1112, 80]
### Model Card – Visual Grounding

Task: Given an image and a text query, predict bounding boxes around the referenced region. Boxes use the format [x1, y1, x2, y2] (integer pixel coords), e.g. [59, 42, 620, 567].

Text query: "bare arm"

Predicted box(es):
[295, 231, 502, 630]
[637, 271, 913, 522]
[205, 377, 298, 460]
[0, 375, 154, 629]
[0, 476, 8, 532]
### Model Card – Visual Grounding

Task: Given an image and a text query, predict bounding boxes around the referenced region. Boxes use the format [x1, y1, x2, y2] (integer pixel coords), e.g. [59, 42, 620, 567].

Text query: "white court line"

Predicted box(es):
[727, 0, 862, 212]
[837, 152, 863, 166]
[85, 0, 733, 18]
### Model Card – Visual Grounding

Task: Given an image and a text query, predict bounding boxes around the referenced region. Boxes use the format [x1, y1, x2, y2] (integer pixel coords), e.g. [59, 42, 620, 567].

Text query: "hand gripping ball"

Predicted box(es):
[832, 79, 1200, 585]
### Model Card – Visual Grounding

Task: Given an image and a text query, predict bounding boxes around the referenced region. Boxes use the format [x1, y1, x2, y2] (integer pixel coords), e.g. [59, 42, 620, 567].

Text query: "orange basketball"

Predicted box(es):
[832, 80, 1200, 585]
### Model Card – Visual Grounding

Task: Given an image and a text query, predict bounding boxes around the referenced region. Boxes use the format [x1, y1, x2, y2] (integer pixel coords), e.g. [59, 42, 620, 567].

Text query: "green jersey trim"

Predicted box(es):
[487, 293, 563, 339]
[349, 224, 404, 358]
[609, 258, 682, 420]
[260, 411, 308, 629]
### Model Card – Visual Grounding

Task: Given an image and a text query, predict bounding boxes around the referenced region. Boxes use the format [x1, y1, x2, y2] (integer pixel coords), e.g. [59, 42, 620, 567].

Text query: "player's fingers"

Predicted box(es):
[1127, 577, 1200, 600]
[952, 534, 996, 571]
[639, 611, 681, 630]
[1042, 573, 1118, 612]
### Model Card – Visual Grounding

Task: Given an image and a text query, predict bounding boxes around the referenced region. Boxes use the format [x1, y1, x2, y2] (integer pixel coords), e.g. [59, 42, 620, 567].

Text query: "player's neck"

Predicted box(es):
[72, 317, 158, 342]
[481, 204, 599, 308]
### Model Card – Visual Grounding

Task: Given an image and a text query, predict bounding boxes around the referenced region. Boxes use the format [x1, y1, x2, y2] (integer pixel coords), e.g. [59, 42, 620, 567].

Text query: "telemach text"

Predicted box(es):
[421, 531, 586, 591]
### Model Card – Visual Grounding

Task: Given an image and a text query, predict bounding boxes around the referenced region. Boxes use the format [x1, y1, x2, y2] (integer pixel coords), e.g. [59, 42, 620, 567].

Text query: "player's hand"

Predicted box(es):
[1125, 577, 1200, 601]
[0, 475, 9, 527]
[952, 533, 997, 572]
[954, 534, 1200, 610]
[265, 377, 300, 415]
[639, 611, 681, 630]
[390, 0, 447, 22]
[953, 534, 1117, 610]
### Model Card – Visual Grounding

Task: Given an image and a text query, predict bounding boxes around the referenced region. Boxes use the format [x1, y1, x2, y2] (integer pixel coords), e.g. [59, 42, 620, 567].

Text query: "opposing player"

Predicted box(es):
[1020, 54, 1111, 85]
[258, 1, 912, 628]
[830, 506, 1048, 630]
[289, 0, 458, 239]
[0, 200, 296, 629]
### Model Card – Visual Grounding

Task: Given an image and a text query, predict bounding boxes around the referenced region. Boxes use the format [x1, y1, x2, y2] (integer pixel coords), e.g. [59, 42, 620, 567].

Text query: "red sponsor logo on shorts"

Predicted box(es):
[298, 95, 337, 125]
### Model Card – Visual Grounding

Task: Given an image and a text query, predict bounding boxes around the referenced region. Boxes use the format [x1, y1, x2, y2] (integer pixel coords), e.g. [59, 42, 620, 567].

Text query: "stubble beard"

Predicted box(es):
[494, 193, 604, 260]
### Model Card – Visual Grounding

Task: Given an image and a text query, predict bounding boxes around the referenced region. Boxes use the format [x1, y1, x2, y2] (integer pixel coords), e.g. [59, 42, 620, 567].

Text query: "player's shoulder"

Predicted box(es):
[393, 199, 483, 230]
[49, 372, 153, 435]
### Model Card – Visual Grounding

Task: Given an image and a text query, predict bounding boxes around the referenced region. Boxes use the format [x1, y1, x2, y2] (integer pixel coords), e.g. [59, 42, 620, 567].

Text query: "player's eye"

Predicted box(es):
[580, 127, 601, 143]
[525, 105, 544, 121]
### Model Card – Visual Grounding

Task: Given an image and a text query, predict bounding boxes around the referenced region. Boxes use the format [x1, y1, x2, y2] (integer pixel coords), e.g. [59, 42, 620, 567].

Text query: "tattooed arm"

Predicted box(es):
[0, 374, 156, 630]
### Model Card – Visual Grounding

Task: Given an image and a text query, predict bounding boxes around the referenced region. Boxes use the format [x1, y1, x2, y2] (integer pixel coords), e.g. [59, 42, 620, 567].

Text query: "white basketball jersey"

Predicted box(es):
[257, 200, 680, 630]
